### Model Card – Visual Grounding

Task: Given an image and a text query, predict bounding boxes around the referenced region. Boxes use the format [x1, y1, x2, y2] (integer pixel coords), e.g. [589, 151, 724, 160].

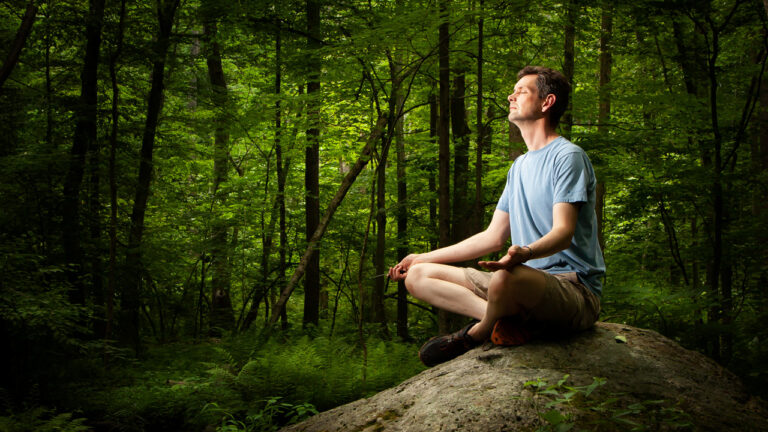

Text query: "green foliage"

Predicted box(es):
[57, 328, 422, 430]
[0, 408, 89, 432]
[203, 398, 317, 432]
[522, 375, 693, 432]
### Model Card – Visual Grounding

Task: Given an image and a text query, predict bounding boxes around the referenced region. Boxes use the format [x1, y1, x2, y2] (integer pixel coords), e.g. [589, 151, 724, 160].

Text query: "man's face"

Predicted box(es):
[507, 74, 544, 124]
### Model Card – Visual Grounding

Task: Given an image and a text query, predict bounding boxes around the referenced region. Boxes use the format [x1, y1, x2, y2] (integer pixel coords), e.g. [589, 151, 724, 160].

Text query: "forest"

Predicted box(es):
[0, 0, 766, 430]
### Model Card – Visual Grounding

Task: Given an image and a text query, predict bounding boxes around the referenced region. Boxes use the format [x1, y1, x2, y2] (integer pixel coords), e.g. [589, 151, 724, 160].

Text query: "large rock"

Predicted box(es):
[281, 322, 768, 432]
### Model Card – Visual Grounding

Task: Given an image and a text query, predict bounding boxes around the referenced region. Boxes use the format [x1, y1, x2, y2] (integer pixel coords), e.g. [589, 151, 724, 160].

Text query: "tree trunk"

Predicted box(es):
[437, 0, 451, 252]
[0, 1, 38, 91]
[121, 0, 180, 353]
[106, 0, 126, 343]
[437, 0, 460, 334]
[268, 116, 388, 326]
[596, 2, 612, 253]
[204, 16, 235, 336]
[304, 0, 321, 327]
[561, 0, 576, 139]
[429, 93, 438, 251]
[62, 0, 105, 305]
[273, 23, 288, 330]
[671, 15, 715, 356]
[473, 2, 486, 234]
[394, 45, 409, 340]
[451, 72, 471, 244]
[373, 136, 388, 325]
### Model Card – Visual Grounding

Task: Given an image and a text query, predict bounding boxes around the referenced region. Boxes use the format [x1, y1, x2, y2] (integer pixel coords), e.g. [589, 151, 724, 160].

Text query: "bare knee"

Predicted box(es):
[404, 263, 428, 298]
[487, 266, 524, 299]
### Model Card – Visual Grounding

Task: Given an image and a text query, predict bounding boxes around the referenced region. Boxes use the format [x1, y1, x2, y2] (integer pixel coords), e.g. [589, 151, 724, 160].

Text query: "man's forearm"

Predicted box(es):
[524, 226, 573, 260]
[419, 230, 505, 264]
[524, 202, 579, 260]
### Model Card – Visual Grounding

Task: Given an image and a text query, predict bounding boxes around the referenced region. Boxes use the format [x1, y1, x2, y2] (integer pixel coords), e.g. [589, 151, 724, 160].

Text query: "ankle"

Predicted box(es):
[467, 322, 490, 342]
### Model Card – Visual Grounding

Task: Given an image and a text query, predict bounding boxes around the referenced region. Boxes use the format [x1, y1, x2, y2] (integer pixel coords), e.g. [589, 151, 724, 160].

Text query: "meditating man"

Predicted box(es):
[388, 66, 605, 366]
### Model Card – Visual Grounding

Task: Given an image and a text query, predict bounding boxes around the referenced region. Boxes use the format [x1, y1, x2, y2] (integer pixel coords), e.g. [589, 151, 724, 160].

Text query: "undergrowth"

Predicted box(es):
[31, 327, 425, 431]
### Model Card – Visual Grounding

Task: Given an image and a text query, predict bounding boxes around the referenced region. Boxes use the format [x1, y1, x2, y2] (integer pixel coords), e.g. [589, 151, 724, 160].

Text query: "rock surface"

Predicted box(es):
[280, 322, 768, 432]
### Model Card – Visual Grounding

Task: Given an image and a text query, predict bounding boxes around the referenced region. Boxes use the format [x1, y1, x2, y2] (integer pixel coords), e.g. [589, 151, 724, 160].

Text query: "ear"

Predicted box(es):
[541, 94, 556, 113]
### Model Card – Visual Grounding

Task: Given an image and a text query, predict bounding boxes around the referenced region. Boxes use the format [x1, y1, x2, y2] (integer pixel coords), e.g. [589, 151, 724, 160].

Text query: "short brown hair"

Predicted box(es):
[517, 66, 571, 128]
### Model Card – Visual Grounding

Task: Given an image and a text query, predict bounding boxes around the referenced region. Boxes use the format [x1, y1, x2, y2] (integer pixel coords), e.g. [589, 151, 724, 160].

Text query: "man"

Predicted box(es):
[388, 66, 604, 366]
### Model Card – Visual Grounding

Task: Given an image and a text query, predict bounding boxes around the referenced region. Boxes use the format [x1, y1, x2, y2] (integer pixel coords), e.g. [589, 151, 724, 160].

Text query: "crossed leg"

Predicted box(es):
[405, 263, 549, 341]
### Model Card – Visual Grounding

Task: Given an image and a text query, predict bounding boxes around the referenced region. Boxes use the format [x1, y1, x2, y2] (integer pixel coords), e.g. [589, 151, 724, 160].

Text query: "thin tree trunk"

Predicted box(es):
[451, 72, 471, 244]
[393, 41, 409, 340]
[0, 1, 38, 92]
[437, 0, 458, 334]
[596, 2, 612, 253]
[672, 15, 713, 356]
[62, 0, 105, 305]
[268, 116, 388, 326]
[437, 0, 451, 251]
[373, 138, 389, 325]
[429, 93, 438, 251]
[204, 16, 235, 336]
[473, 1, 485, 234]
[707, 23, 728, 364]
[121, 0, 180, 353]
[561, 0, 576, 139]
[304, 0, 321, 327]
[106, 0, 126, 344]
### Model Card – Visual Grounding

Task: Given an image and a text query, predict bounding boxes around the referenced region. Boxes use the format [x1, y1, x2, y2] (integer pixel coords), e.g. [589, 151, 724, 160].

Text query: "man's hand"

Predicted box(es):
[388, 253, 422, 281]
[478, 245, 531, 272]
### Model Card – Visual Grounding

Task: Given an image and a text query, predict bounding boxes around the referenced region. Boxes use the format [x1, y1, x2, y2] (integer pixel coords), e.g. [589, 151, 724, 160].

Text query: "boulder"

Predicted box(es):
[280, 322, 768, 432]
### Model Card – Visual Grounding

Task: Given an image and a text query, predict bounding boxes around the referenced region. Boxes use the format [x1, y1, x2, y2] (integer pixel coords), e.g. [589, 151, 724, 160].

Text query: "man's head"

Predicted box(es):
[514, 66, 571, 128]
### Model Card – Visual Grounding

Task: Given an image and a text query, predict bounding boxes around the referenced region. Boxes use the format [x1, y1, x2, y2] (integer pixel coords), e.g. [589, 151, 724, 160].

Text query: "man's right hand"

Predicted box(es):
[388, 253, 421, 281]
[477, 244, 530, 272]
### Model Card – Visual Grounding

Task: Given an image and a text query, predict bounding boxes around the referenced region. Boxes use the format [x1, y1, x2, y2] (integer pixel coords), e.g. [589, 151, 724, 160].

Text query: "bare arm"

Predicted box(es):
[388, 209, 510, 280]
[479, 202, 581, 271]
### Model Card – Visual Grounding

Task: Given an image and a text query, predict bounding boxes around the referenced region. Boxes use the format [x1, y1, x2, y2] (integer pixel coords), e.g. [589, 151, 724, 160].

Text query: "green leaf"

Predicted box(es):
[541, 409, 568, 425]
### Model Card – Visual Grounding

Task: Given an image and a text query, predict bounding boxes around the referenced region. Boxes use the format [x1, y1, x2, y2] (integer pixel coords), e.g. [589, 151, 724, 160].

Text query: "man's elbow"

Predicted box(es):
[489, 236, 507, 252]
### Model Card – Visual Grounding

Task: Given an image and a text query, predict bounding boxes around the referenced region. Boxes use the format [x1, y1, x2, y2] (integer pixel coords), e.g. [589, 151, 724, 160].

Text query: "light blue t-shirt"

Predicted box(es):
[496, 136, 605, 296]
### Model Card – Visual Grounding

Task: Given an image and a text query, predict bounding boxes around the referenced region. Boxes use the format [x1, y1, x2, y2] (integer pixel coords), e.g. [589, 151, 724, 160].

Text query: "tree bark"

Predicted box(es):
[561, 0, 576, 138]
[451, 72, 471, 243]
[62, 0, 105, 305]
[474, 2, 486, 234]
[437, 0, 451, 251]
[429, 93, 438, 250]
[596, 2, 612, 253]
[303, 0, 321, 327]
[121, 0, 180, 353]
[274, 23, 289, 330]
[0, 1, 38, 91]
[268, 116, 388, 326]
[373, 135, 389, 325]
[204, 16, 235, 336]
[106, 0, 126, 343]
[394, 46, 409, 340]
[437, 0, 460, 334]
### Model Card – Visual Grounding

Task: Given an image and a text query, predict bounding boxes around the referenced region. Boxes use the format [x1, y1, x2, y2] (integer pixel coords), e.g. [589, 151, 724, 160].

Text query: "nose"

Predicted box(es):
[508, 91, 517, 102]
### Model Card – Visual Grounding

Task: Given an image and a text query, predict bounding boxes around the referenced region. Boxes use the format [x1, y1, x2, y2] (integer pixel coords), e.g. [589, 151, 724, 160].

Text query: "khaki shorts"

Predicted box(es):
[464, 267, 601, 334]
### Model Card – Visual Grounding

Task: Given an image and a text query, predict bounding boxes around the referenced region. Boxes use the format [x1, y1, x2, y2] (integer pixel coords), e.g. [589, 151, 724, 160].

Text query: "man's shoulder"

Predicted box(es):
[549, 137, 585, 156]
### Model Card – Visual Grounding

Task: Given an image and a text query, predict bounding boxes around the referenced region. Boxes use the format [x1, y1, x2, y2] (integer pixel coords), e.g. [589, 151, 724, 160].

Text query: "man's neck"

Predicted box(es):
[517, 120, 559, 151]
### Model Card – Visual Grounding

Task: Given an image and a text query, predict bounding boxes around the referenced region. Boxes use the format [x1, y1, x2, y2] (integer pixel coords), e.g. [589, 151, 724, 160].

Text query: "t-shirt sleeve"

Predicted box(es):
[552, 151, 590, 204]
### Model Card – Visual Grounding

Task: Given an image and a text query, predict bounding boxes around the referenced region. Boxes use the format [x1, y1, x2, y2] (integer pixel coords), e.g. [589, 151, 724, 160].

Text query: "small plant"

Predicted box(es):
[203, 397, 318, 432]
[522, 375, 693, 432]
